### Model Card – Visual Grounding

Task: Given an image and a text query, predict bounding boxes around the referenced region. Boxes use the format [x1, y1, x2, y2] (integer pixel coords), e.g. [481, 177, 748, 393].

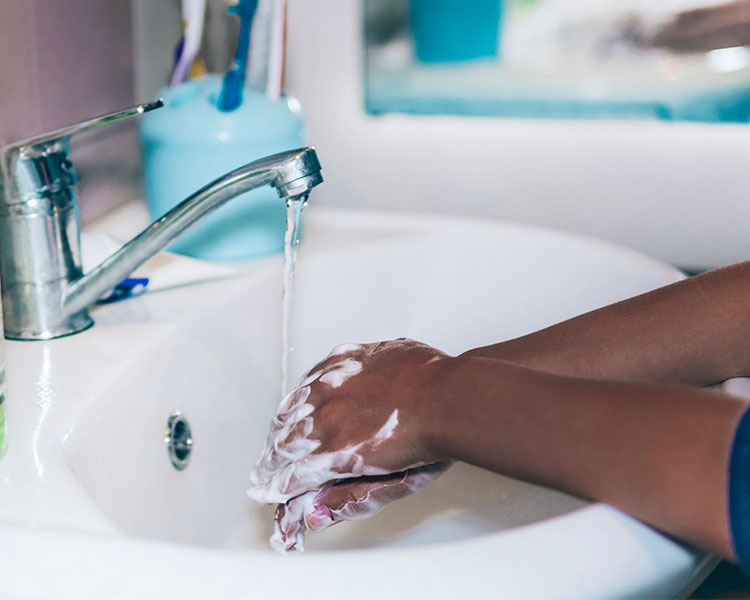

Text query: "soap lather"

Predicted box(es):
[0, 100, 322, 341]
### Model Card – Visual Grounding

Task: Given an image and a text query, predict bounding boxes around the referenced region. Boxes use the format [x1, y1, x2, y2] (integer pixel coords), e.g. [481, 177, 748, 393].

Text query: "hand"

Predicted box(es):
[247, 339, 454, 551]
[270, 462, 451, 553]
[248, 339, 451, 503]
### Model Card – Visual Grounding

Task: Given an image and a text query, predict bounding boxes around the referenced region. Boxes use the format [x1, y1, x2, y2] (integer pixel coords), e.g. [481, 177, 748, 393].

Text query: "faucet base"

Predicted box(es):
[4, 311, 93, 341]
[1, 145, 322, 340]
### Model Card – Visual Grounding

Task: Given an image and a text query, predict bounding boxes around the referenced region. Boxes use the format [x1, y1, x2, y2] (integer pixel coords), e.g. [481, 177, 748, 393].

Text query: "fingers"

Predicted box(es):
[296, 343, 365, 387]
[259, 346, 365, 466]
[304, 461, 452, 533]
[270, 462, 451, 554]
[250, 339, 447, 505]
[248, 444, 394, 504]
[272, 386, 312, 429]
[270, 490, 317, 554]
[317, 358, 362, 388]
[250, 386, 318, 487]
[249, 427, 320, 490]
[250, 343, 371, 500]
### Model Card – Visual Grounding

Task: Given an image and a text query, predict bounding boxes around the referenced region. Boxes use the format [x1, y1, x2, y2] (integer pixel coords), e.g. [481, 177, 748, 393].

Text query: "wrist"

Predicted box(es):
[414, 354, 464, 462]
[417, 354, 523, 462]
[460, 338, 543, 369]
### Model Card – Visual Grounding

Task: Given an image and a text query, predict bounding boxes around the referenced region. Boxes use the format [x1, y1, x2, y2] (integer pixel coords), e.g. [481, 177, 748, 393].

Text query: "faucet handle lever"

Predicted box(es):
[0, 99, 164, 157]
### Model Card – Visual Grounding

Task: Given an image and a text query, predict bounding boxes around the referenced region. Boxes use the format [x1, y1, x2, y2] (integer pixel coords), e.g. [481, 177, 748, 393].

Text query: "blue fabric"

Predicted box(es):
[729, 407, 750, 567]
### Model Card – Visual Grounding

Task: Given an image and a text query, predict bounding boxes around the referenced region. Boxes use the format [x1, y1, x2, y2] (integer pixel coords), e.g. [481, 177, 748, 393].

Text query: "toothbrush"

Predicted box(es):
[170, 0, 207, 87]
[247, 0, 287, 99]
[266, 0, 287, 99]
[218, 0, 259, 112]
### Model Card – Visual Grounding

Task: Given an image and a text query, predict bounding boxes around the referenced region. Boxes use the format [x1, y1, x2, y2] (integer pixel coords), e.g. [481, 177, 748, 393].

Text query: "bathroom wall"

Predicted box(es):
[0, 0, 138, 222]
[131, 0, 182, 102]
[5, 0, 746, 268]
[284, 0, 750, 271]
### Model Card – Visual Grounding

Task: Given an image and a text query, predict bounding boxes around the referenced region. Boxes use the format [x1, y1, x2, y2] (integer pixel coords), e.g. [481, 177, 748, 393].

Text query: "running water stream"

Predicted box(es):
[281, 196, 307, 397]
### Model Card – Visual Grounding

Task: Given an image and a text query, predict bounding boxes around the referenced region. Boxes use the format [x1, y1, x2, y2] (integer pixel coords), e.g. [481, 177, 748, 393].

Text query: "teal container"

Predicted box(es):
[410, 0, 503, 63]
[140, 75, 306, 260]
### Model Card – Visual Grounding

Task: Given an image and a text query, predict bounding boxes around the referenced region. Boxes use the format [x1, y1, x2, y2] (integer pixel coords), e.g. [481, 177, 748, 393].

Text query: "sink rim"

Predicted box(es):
[0, 203, 709, 599]
[0, 500, 715, 599]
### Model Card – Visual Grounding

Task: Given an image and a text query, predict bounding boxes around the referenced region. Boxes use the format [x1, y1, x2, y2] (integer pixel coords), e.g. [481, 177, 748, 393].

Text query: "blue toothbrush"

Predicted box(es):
[218, 0, 258, 112]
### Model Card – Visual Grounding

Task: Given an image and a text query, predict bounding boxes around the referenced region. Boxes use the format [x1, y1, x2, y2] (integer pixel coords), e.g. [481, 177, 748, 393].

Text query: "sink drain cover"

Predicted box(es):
[165, 411, 193, 471]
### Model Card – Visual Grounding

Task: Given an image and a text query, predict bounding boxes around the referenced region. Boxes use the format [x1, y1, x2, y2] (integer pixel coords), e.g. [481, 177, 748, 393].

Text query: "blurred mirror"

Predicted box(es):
[364, 0, 750, 122]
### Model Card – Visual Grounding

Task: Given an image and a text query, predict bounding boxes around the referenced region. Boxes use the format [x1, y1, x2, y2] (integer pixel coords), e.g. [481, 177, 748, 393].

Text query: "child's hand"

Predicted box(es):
[247, 339, 452, 504]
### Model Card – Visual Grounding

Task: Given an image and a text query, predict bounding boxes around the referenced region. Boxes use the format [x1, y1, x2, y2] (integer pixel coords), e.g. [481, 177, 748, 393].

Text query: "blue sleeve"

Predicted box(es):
[729, 407, 750, 566]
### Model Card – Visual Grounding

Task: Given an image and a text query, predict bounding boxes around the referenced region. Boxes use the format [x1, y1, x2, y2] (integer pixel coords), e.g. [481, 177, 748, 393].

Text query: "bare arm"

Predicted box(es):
[248, 341, 748, 558]
[464, 262, 750, 386]
[248, 263, 750, 557]
[429, 357, 748, 560]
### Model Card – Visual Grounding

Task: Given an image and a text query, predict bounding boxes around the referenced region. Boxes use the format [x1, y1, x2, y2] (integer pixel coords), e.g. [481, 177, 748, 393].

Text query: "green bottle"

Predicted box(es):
[0, 280, 7, 458]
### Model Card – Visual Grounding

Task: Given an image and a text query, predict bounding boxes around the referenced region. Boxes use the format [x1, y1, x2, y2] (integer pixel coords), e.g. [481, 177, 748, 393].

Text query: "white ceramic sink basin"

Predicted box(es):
[0, 206, 714, 599]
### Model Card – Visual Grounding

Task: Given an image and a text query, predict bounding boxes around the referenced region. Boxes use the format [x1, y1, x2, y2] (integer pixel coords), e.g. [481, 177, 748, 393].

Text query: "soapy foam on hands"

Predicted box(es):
[270, 490, 317, 554]
[251, 343, 380, 495]
[250, 341, 416, 502]
[248, 434, 401, 504]
[319, 358, 362, 388]
[272, 462, 452, 553]
[249, 349, 375, 501]
[373, 409, 398, 446]
[249, 339, 444, 552]
[329, 342, 364, 356]
[254, 406, 419, 552]
[314, 463, 448, 525]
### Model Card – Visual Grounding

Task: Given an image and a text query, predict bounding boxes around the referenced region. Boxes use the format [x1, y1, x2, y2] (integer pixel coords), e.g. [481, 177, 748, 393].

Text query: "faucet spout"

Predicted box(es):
[0, 96, 323, 340]
[63, 147, 322, 321]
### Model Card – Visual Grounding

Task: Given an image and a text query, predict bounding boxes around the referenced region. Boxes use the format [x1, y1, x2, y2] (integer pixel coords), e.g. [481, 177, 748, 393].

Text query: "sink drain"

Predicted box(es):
[165, 411, 193, 471]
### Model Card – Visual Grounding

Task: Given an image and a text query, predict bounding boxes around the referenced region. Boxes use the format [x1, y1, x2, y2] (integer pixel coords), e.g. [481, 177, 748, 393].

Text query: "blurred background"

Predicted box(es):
[3, 0, 750, 271]
[365, 0, 750, 121]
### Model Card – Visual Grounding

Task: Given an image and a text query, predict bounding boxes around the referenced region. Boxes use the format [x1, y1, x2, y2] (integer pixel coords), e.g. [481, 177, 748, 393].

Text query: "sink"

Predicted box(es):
[0, 205, 714, 599]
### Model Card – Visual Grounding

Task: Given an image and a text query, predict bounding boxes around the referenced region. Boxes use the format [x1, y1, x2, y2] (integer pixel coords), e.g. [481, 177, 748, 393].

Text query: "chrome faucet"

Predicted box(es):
[0, 101, 323, 341]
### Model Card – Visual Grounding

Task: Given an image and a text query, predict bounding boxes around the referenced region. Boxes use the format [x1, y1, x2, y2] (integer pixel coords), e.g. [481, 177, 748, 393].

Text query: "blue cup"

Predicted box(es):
[410, 0, 503, 63]
[139, 75, 306, 261]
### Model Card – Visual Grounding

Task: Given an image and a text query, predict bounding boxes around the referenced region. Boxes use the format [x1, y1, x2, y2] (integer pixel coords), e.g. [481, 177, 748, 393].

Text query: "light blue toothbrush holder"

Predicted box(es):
[139, 75, 306, 261]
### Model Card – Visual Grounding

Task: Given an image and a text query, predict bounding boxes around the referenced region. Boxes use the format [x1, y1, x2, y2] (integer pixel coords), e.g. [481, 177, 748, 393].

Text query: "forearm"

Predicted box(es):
[429, 356, 749, 559]
[464, 262, 750, 386]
